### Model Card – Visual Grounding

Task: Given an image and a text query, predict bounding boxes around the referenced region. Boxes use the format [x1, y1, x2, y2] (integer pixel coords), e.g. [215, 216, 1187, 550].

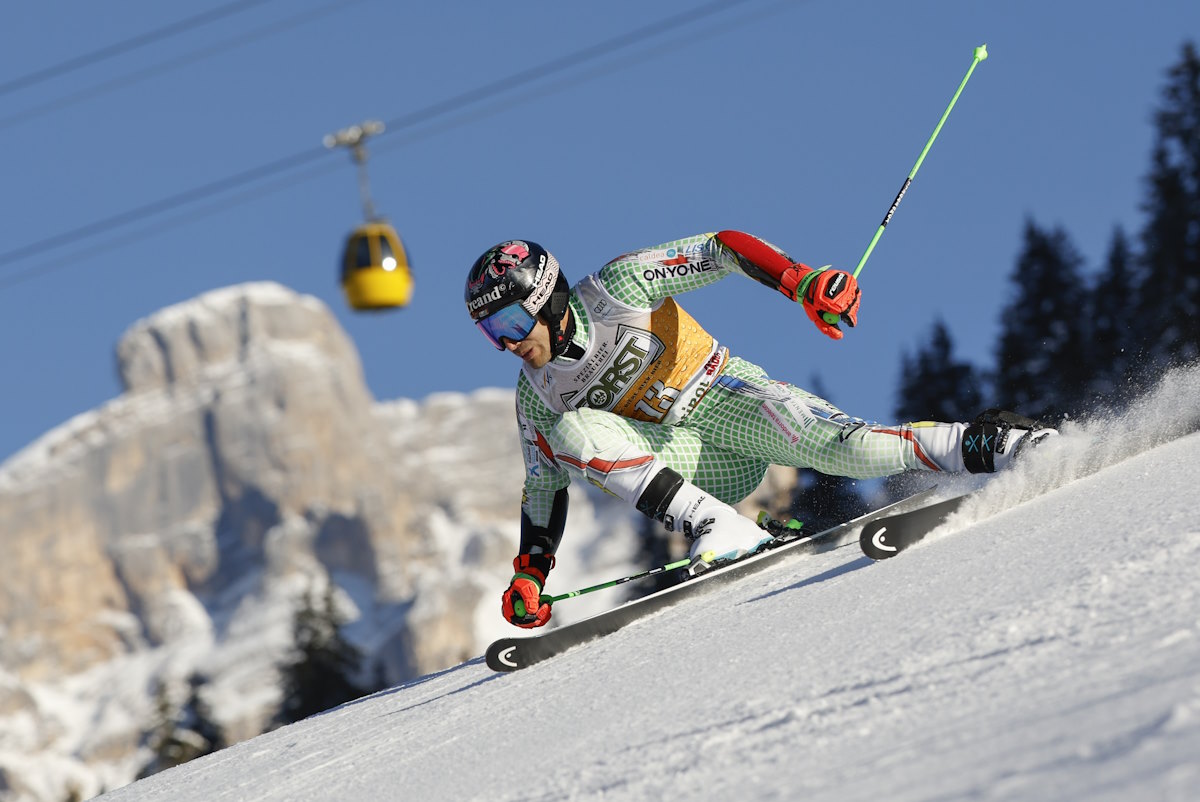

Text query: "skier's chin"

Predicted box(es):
[520, 348, 549, 368]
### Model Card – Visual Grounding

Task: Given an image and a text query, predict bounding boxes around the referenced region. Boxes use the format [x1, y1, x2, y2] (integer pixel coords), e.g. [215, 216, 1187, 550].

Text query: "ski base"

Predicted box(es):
[485, 487, 938, 672]
[859, 493, 969, 560]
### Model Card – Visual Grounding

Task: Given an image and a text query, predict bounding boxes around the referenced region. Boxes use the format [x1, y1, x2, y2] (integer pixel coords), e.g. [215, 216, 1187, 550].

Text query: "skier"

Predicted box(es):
[465, 232, 1055, 628]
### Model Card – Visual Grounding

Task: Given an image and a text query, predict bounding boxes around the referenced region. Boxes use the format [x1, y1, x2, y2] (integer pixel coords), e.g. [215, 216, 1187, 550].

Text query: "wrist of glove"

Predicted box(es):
[797, 266, 861, 340]
[501, 553, 555, 628]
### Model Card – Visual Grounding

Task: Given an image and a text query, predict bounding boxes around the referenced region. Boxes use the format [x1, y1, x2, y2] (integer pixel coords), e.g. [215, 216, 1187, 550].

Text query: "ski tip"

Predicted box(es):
[486, 641, 526, 672]
[860, 521, 900, 561]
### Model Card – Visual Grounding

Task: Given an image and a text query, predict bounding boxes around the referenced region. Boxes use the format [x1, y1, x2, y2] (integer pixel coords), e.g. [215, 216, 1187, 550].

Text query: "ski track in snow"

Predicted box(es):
[98, 365, 1200, 802]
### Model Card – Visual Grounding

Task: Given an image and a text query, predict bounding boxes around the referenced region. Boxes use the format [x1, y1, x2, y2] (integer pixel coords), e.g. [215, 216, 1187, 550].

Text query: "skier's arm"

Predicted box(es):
[515, 486, 566, 579]
[503, 377, 570, 628]
[597, 231, 860, 339]
[515, 375, 570, 553]
[596, 230, 807, 305]
[713, 230, 861, 340]
[711, 229, 809, 299]
[596, 233, 730, 307]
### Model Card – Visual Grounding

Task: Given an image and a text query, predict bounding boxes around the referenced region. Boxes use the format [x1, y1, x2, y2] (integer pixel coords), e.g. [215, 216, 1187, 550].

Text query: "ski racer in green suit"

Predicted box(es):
[465, 232, 1053, 628]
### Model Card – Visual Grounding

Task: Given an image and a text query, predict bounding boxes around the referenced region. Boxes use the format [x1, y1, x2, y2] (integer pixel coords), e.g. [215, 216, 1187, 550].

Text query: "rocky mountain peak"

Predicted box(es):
[115, 282, 362, 395]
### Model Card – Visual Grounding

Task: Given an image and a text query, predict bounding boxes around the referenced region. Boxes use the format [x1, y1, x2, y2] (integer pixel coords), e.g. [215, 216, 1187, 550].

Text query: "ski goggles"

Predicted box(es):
[476, 302, 538, 350]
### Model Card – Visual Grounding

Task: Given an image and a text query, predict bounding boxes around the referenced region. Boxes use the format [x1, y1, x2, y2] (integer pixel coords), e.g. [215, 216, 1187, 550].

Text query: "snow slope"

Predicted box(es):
[97, 367, 1200, 802]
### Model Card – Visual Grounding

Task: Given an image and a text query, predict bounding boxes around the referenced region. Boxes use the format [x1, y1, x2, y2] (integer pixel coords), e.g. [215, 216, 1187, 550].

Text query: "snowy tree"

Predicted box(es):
[894, 318, 983, 423]
[139, 674, 224, 778]
[276, 585, 369, 726]
[1087, 227, 1141, 402]
[1135, 41, 1200, 369]
[992, 220, 1092, 421]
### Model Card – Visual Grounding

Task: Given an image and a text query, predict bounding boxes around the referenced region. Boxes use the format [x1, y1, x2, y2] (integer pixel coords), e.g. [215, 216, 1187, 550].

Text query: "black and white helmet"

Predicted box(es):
[465, 240, 572, 354]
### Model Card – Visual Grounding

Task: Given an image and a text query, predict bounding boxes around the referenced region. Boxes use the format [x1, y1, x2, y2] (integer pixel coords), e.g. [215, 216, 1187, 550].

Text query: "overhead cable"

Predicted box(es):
[0, 0, 277, 97]
[0, 0, 763, 279]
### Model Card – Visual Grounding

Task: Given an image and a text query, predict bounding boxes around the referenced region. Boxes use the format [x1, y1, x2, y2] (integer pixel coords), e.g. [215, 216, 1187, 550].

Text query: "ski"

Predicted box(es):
[485, 487, 938, 672]
[859, 492, 969, 560]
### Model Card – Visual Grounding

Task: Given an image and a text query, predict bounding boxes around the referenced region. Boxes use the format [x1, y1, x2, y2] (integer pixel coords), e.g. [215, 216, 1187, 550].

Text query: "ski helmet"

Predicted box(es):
[465, 240, 573, 355]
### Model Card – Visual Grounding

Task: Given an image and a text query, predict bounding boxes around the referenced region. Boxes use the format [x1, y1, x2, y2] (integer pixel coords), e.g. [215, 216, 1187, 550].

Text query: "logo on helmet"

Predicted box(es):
[468, 240, 530, 292]
[467, 284, 507, 314]
[490, 241, 531, 278]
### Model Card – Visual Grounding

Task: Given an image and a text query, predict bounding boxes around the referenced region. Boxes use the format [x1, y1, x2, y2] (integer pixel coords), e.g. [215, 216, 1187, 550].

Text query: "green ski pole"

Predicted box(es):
[541, 558, 693, 605]
[515, 512, 803, 615]
[512, 558, 692, 617]
[819, 43, 990, 326]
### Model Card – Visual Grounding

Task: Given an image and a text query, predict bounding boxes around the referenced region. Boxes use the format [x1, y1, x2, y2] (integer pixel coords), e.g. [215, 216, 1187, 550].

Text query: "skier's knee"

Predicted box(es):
[547, 408, 623, 459]
[546, 408, 654, 489]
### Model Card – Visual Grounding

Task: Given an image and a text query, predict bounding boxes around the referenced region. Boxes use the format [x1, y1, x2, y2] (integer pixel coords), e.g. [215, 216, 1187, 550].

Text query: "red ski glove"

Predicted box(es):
[800, 268, 860, 340]
[501, 554, 554, 628]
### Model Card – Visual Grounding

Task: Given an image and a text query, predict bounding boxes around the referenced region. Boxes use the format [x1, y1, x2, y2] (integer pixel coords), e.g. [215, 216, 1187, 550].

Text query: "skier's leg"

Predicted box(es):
[684, 358, 938, 477]
[543, 407, 772, 558]
[543, 406, 767, 505]
[686, 358, 1050, 477]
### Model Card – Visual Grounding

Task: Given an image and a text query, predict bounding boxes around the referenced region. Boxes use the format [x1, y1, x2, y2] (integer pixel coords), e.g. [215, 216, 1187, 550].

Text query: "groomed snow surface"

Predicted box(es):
[101, 367, 1200, 802]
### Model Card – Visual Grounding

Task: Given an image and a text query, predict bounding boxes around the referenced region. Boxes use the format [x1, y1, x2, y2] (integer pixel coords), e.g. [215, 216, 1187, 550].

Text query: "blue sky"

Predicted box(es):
[1, 1, 1197, 462]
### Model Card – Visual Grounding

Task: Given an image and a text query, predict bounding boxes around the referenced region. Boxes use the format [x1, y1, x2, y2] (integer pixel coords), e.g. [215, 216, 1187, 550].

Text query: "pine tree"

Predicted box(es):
[186, 673, 226, 756]
[992, 220, 1093, 421]
[1087, 227, 1141, 402]
[1135, 41, 1200, 369]
[894, 318, 983, 423]
[276, 584, 368, 726]
[139, 674, 223, 778]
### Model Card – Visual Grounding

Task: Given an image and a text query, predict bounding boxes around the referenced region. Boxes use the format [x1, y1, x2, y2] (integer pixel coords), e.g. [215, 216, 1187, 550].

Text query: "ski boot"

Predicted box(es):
[963, 408, 1058, 473]
[684, 507, 775, 578]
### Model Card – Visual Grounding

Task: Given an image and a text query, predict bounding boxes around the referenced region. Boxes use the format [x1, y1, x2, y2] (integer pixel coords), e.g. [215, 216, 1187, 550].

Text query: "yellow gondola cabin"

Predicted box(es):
[340, 221, 414, 310]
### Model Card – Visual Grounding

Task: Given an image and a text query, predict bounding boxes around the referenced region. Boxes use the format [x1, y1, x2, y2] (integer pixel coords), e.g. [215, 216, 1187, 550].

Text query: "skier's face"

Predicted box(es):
[501, 319, 552, 368]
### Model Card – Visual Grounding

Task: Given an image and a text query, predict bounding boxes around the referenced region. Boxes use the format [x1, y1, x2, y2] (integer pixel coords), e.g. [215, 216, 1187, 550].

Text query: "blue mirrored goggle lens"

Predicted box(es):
[476, 303, 537, 349]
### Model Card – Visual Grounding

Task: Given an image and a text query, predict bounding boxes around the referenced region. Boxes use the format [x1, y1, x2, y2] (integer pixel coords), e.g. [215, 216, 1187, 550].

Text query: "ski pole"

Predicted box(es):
[853, 43, 989, 280]
[513, 558, 691, 617]
[819, 43, 990, 326]
[517, 512, 803, 613]
[535, 558, 691, 609]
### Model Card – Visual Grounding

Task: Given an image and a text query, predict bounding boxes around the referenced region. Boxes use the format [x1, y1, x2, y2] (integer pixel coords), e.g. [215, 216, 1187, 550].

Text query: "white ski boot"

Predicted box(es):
[685, 506, 773, 578]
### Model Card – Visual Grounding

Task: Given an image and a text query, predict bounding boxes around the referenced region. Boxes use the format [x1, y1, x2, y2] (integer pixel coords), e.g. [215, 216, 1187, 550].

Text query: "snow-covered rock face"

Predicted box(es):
[1, 284, 419, 676]
[0, 284, 534, 797]
[114, 282, 358, 395]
